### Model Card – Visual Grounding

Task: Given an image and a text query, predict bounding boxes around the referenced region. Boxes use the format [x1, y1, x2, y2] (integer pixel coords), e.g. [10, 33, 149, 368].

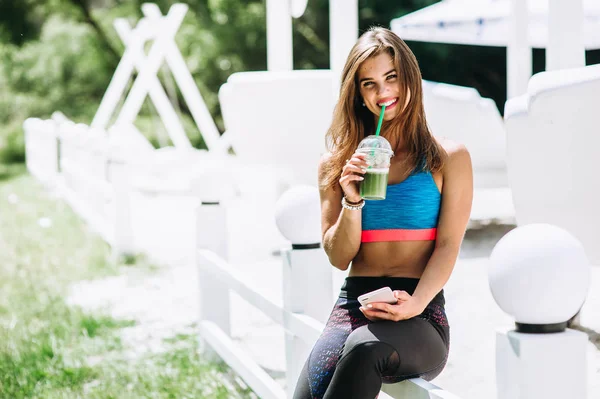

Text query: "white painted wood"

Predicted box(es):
[496, 328, 587, 399]
[197, 248, 461, 398]
[92, 18, 153, 129]
[504, 63, 600, 264]
[141, 3, 224, 152]
[282, 247, 309, 398]
[383, 378, 463, 399]
[283, 248, 334, 324]
[218, 70, 334, 191]
[115, 4, 191, 149]
[282, 247, 332, 396]
[329, 0, 358, 97]
[507, 0, 531, 98]
[197, 249, 323, 343]
[421, 80, 515, 225]
[547, 0, 585, 71]
[196, 203, 231, 335]
[58, 159, 113, 244]
[266, 0, 293, 71]
[109, 158, 136, 258]
[200, 321, 286, 399]
[23, 118, 61, 187]
[111, 19, 188, 148]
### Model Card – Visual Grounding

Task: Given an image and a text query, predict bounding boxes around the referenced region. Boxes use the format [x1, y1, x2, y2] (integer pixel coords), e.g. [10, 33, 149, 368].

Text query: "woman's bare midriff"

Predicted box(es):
[348, 240, 435, 278]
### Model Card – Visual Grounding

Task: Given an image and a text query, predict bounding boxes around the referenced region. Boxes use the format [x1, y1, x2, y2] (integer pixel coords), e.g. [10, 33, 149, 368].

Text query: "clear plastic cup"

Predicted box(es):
[356, 135, 394, 200]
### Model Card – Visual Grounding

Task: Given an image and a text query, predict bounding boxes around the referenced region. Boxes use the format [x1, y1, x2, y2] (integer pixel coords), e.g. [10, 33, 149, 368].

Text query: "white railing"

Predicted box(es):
[23, 118, 61, 187]
[23, 107, 591, 399]
[195, 196, 462, 399]
[22, 117, 208, 262]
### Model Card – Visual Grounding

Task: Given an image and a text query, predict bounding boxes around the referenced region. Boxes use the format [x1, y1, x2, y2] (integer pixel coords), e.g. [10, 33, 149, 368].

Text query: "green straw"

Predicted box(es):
[369, 105, 387, 161]
[375, 105, 386, 136]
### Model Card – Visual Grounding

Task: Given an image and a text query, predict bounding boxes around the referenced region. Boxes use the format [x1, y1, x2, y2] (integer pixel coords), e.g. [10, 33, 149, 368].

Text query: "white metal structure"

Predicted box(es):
[391, 0, 593, 97]
[504, 62, 600, 264]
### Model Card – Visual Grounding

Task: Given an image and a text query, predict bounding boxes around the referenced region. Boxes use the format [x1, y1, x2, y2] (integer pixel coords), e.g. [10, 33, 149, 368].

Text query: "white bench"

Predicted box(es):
[218, 70, 335, 197]
[504, 63, 600, 264]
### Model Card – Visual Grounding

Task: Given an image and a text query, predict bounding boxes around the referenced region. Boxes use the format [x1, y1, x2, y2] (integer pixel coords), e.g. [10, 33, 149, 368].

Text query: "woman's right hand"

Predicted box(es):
[339, 152, 369, 203]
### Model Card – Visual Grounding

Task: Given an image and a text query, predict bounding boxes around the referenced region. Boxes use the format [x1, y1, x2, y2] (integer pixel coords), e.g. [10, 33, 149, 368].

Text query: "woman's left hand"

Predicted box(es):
[359, 290, 426, 322]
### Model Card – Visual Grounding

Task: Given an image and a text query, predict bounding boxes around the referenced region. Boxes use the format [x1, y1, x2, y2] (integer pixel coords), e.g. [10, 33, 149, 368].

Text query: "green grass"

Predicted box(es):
[0, 164, 255, 398]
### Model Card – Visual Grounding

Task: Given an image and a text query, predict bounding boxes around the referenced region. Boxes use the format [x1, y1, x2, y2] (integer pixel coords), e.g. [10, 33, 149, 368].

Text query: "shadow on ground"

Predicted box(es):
[0, 163, 26, 182]
[460, 224, 516, 259]
[571, 325, 600, 351]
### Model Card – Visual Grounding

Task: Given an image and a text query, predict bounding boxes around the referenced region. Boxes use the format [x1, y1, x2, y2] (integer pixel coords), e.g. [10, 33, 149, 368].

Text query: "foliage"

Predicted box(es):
[0, 166, 253, 398]
[1, 0, 599, 163]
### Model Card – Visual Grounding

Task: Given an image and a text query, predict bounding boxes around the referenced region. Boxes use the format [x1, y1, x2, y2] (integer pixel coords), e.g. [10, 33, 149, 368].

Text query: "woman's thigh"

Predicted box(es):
[343, 317, 449, 382]
[293, 297, 367, 399]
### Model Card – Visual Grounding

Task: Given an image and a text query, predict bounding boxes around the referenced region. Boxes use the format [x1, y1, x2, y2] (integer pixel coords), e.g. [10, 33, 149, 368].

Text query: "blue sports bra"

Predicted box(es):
[361, 166, 441, 242]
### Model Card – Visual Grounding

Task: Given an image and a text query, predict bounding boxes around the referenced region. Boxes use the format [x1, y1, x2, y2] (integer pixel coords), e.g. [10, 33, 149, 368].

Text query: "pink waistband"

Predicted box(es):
[361, 228, 437, 242]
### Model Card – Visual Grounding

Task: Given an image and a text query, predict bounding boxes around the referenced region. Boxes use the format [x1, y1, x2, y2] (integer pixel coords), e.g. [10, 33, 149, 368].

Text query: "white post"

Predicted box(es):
[507, 0, 532, 99]
[196, 200, 231, 336]
[547, 0, 585, 71]
[489, 224, 590, 399]
[495, 328, 587, 399]
[281, 245, 332, 398]
[266, 0, 293, 71]
[330, 0, 358, 97]
[109, 156, 136, 259]
[275, 186, 333, 397]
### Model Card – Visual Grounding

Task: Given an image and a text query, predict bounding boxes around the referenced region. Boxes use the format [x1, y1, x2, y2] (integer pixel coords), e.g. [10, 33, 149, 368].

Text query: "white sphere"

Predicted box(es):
[489, 223, 590, 325]
[291, 0, 309, 18]
[275, 185, 321, 245]
[189, 162, 235, 204]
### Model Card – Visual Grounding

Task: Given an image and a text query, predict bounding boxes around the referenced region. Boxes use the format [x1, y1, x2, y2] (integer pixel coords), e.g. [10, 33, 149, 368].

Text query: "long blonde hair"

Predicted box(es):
[322, 27, 443, 190]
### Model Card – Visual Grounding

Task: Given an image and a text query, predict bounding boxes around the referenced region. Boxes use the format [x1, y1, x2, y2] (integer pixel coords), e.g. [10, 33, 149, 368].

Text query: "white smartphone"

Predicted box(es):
[357, 286, 397, 306]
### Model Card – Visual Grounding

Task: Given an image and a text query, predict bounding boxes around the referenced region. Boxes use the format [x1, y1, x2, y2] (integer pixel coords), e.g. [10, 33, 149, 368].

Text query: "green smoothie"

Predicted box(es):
[360, 168, 389, 200]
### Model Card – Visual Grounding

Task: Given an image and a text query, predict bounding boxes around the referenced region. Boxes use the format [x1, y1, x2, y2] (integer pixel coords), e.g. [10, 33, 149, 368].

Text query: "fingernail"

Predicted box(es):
[359, 177, 364, 180]
[366, 304, 372, 308]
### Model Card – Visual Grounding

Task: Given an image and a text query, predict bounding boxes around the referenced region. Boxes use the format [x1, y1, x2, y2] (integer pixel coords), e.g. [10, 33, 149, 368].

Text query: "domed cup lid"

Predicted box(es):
[356, 135, 394, 156]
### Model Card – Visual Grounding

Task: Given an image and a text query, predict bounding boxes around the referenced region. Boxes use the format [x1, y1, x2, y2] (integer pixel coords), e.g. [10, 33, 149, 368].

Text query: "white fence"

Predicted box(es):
[23, 111, 591, 399]
[23, 116, 463, 398]
[195, 200, 461, 399]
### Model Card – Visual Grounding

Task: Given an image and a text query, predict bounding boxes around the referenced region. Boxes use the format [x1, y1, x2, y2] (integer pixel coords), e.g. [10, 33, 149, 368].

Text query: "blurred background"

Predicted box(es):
[3, 0, 599, 165]
[2, 2, 600, 399]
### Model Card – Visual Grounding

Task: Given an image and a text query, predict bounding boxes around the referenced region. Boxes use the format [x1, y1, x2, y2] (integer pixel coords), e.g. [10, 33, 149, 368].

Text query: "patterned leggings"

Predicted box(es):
[293, 277, 450, 399]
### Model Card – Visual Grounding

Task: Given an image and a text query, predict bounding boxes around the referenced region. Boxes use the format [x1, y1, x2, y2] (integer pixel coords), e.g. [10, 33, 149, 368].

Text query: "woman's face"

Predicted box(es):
[357, 52, 409, 122]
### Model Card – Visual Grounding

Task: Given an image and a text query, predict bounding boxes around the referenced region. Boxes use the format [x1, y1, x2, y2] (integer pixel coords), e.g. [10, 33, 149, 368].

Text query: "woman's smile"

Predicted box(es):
[377, 97, 399, 109]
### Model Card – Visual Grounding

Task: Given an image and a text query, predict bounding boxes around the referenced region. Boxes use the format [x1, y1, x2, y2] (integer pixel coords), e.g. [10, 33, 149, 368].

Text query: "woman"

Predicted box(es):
[293, 27, 473, 399]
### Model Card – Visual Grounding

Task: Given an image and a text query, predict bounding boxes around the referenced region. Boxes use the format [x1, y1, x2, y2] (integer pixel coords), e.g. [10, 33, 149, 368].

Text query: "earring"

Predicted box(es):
[362, 102, 366, 107]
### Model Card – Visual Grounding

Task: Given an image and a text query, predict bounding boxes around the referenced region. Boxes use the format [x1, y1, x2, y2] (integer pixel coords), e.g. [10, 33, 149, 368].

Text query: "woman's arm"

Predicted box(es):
[319, 153, 367, 270]
[411, 142, 473, 308]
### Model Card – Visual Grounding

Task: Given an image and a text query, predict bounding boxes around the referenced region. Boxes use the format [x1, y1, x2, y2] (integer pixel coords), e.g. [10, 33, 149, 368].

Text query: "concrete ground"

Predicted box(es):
[68, 190, 600, 399]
